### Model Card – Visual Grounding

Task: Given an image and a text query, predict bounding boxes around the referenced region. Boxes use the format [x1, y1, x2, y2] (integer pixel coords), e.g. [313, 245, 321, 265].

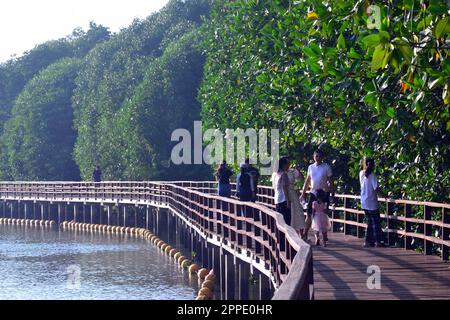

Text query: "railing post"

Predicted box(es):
[386, 201, 396, 246]
[442, 207, 449, 261]
[146, 206, 149, 230]
[404, 204, 413, 250]
[424, 205, 433, 255]
[331, 200, 339, 232]
[357, 209, 364, 239]
[238, 260, 250, 300]
[123, 205, 127, 227]
[90, 204, 94, 224]
[344, 197, 350, 236]
[258, 272, 272, 300]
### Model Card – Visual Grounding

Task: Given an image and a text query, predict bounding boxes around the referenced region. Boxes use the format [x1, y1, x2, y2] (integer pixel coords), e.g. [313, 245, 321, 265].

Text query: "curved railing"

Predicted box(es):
[0, 181, 313, 300]
[171, 181, 450, 261]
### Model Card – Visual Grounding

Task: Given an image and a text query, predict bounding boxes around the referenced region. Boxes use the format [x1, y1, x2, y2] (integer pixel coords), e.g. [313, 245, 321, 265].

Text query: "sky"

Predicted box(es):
[0, 0, 170, 63]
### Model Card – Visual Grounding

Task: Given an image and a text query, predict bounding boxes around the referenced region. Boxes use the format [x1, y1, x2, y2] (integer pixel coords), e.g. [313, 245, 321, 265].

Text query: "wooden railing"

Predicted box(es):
[0, 181, 313, 300]
[171, 181, 450, 261]
[169, 181, 276, 208]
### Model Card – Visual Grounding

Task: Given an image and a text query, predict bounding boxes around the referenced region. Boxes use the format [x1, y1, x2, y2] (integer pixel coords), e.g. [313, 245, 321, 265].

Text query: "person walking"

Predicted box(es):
[245, 158, 260, 202]
[236, 162, 253, 202]
[287, 165, 306, 237]
[360, 157, 387, 247]
[92, 165, 102, 198]
[271, 156, 291, 225]
[217, 161, 233, 197]
[301, 149, 335, 241]
[92, 166, 102, 183]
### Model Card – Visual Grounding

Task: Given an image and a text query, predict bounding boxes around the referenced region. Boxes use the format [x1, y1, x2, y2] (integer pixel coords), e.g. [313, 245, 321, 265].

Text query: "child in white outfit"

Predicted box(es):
[312, 189, 331, 246]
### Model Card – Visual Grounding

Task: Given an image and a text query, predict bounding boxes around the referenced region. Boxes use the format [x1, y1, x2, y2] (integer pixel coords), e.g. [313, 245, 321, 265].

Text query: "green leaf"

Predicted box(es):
[386, 107, 396, 118]
[364, 81, 376, 91]
[307, 59, 322, 74]
[382, 50, 392, 68]
[371, 44, 387, 71]
[429, 0, 448, 14]
[310, 42, 322, 55]
[337, 33, 346, 50]
[363, 148, 374, 157]
[256, 74, 268, 83]
[303, 47, 318, 58]
[347, 48, 361, 59]
[403, 0, 415, 9]
[434, 17, 450, 39]
[363, 92, 377, 108]
[379, 31, 391, 43]
[390, 55, 400, 73]
[393, 38, 412, 63]
[361, 34, 381, 46]
[417, 16, 433, 32]
[293, 39, 303, 49]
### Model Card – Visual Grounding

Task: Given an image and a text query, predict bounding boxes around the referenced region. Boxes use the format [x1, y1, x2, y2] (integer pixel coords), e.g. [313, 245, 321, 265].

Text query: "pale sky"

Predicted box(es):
[0, 0, 170, 63]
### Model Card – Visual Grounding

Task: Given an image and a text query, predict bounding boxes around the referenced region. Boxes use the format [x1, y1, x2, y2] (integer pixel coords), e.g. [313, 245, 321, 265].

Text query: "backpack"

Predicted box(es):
[238, 172, 252, 201]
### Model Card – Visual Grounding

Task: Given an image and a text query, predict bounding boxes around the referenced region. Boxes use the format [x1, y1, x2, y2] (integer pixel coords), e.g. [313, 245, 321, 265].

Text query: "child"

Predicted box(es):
[312, 189, 331, 246]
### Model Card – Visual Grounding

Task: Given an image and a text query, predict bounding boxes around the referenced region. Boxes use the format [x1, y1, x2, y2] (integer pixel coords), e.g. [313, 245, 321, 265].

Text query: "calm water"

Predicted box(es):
[0, 224, 198, 300]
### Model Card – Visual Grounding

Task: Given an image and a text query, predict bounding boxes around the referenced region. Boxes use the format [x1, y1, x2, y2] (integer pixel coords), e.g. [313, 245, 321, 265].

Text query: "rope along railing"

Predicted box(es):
[0, 181, 313, 300]
[171, 181, 450, 261]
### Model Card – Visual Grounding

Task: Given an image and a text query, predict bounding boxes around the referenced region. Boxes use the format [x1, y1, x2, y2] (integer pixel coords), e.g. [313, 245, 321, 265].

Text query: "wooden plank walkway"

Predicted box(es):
[312, 232, 450, 299]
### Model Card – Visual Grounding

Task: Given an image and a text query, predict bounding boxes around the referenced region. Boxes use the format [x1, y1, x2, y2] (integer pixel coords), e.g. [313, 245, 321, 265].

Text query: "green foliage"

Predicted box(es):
[72, 0, 212, 180]
[0, 0, 212, 182]
[0, 22, 111, 179]
[117, 30, 211, 180]
[200, 0, 449, 202]
[2, 58, 81, 180]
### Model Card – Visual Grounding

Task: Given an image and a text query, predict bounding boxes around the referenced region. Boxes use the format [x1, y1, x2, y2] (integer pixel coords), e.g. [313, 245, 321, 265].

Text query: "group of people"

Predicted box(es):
[217, 159, 260, 202]
[271, 150, 333, 246]
[217, 150, 386, 248]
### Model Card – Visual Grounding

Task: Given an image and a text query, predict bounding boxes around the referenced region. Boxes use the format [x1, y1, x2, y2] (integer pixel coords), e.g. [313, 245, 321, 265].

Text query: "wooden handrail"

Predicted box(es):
[0, 181, 313, 300]
[170, 181, 449, 261]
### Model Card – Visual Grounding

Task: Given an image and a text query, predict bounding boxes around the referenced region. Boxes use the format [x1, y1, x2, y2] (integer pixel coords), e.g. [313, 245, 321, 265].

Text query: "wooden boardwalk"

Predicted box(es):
[312, 232, 450, 300]
[0, 181, 448, 300]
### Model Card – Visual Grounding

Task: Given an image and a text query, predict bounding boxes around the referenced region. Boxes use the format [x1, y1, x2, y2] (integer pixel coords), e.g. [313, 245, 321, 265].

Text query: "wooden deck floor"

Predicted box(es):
[312, 232, 450, 300]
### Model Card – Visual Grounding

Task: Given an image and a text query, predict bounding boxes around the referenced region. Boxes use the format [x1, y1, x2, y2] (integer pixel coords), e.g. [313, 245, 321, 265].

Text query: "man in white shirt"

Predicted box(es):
[301, 149, 335, 241]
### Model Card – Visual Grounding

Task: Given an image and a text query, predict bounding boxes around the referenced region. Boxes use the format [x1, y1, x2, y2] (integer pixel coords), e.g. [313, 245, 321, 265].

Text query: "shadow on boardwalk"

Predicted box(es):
[312, 232, 450, 300]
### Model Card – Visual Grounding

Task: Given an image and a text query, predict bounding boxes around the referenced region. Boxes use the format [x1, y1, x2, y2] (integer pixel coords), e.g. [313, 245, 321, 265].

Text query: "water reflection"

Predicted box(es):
[0, 224, 198, 300]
